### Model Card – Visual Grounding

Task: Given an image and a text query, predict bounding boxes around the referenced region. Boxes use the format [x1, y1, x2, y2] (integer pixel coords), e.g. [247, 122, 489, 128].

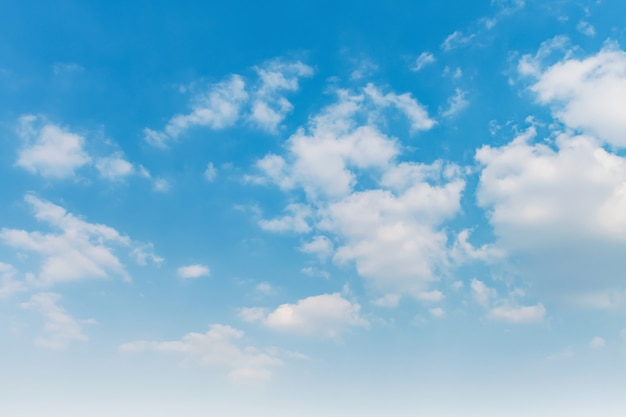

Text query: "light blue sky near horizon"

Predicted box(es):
[2, 0, 626, 416]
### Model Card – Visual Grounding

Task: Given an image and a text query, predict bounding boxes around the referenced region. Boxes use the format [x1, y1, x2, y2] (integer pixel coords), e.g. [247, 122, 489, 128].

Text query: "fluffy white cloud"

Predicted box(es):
[319, 162, 464, 299]
[21, 292, 91, 349]
[252, 87, 463, 301]
[299, 235, 333, 261]
[363, 84, 436, 132]
[522, 40, 626, 148]
[471, 279, 497, 307]
[120, 324, 281, 382]
[471, 279, 545, 323]
[144, 58, 314, 147]
[476, 126, 626, 299]
[241, 293, 368, 338]
[441, 89, 469, 118]
[15, 115, 91, 178]
[0, 194, 161, 286]
[95, 153, 134, 181]
[177, 264, 210, 279]
[258, 203, 312, 233]
[145, 75, 248, 148]
[255, 85, 434, 200]
[248, 60, 314, 132]
[411, 52, 436, 72]
[0, 262, 25, 299]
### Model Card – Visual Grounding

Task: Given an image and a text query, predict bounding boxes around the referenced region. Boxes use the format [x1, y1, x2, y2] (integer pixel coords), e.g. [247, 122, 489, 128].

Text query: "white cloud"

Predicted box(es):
[52, 62, 83, 74]
[153, 178, 170, 192]
[299, 235, 333, 262]
[204, 162, 217, 182]
[258, 203, 312, 233]
[254, 85, 434, 200]
[590, 336, 606, 348]
[243, 293, 368, 338]
[248, 59, 314, 132]
[471, 279, 545, 323]
[300, 266, 330, 279]
[319, 162, 464, 299]
[0, 194, 160, 286]
[441, 89, 469, 118]
[471, 279, 497, 306]
[450, 229, 505, 264]
[0, 262, 25, 299]
[131, 243, 164, 266]
[252, 89, 461, 301]
[476, 126, 626, 298]
[411, 52, 436, 72]
[95, 153, 134, 181]
[429, 307, 445, 318]
[255, 282, 275, 296]
[488, 303, 546, 323]
[177, 264, 210, 279]
[576, 20, 596, 37]
[239, 307, 268, 323]
[21, 292, 91, 349]
[144, 58, 314, 146]
[16, 115, 91, 179]
[523, 40, 626, 148]
[441, 31, 476, 51]
[120, 324, 281, 382]
[372, 293, 400, 308]
[144, 75, 248, 148]
[363, 84, 436, 132]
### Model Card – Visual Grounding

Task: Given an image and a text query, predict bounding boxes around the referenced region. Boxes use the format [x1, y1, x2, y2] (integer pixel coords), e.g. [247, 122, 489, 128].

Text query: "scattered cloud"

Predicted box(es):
[95, 153, 135, 181]
[471, 278, 545, 323]
[21, 292, 91, 349]
[441, 89, 469, 118]
[0, 262, 25, 299]
[15, 115, 91, 179]
[590, 336, 606, 348]
[411, 52, 436, 72]
[0, 194, 161, 286]
[248, 59, 314, 132]
[258, 203, 312, 233]
[476, 126, 626, 298]
[120, 324, 282, 382]
[299, 235, 334, 262]
[241, 293, 368, 338]
[144, 58, 314, 147]
[441, 31, 476, 51]
[177, 264, 210, 279]
[521, 39, 626, 148]
[488, 303, 546, 323]
[144, 75, 248, 148]
[576, 20, 596, 37]
[255, 282, 275, 296]
[204, 162, 217, 182]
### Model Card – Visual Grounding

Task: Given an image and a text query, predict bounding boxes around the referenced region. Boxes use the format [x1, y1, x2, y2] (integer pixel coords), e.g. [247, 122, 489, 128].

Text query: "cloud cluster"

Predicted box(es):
[251, 86, 467, 302]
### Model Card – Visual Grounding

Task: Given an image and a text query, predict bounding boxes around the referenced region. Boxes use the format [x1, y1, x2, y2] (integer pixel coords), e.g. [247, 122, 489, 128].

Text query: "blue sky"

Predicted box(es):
[2, 0, 626, 415]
